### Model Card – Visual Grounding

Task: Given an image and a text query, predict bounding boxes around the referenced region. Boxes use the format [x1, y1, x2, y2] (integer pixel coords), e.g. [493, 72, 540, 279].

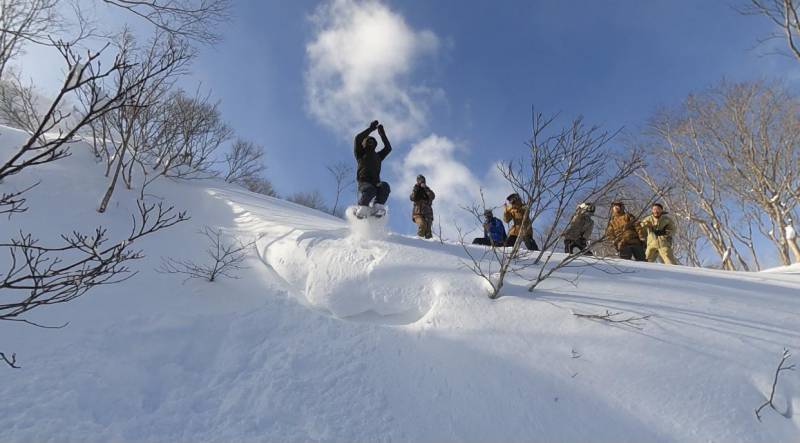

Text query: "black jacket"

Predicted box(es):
[354, 126, 392, 185]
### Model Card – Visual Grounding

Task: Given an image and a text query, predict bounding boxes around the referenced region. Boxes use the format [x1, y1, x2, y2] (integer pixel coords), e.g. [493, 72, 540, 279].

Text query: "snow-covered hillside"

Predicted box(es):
[1, 125, 799, 442]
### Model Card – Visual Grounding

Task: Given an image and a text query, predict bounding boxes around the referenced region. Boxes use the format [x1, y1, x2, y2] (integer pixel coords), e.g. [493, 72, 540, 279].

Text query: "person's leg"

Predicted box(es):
[374, 181, 391, 205]
[564, 239, 573, 254]
[505, 235, 519, 247]
[645, 246, 660, 262]
[660, 246, 679, 265]
[472, 237, 492, 245]
[414, 216, 425, 237]
[357, 182, 377, 206]
[618, 245, 633, 260]
[632, 244, 647, 261]
[524, 235, 538, 251]
[424, 218, 433, 239]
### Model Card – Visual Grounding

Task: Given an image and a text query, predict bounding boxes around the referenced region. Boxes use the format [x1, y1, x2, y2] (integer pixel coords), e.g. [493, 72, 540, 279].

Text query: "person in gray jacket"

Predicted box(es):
[563, 202, 595, 255]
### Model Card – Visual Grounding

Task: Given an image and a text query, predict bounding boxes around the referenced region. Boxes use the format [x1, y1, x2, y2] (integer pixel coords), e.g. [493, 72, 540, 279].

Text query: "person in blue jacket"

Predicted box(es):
[472, 209, 507, 246]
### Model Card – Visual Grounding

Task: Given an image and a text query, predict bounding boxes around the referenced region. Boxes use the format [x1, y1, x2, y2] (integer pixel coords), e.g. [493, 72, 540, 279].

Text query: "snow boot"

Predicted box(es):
[371, 203, 386, 218]
[354, 205, 371, 219]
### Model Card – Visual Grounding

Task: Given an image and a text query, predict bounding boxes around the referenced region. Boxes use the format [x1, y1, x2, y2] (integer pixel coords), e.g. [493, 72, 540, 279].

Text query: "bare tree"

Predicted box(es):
[649, 81, 800, 266]
[288, 190, 329, 213]
[242, 175, 277, 197]
[100, 0, 231, 44]
[158, 226, 252, 282]
[0, 39, 149, 219]
[744, 0, 800, 61]
[499, 111, 645, 293]
[224, 139, 265, 185]
[96, 31, 192, 212]
[635, 101, 773, 270]
[0, 0, 60, 79]
[147, 88, 232, 180]
[326, 161, 354, 217]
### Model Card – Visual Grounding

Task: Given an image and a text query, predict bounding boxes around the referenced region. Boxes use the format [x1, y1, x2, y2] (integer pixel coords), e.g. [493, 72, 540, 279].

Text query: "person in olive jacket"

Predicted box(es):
[353, 120, 392, 218]
[640, 203, 680, 265]
[410, 174, 435, 239]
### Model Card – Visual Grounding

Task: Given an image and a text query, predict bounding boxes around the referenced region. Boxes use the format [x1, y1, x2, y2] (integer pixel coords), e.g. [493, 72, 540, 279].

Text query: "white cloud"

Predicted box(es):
[395, 135, 510, 240]
[305, 0, 441, 142]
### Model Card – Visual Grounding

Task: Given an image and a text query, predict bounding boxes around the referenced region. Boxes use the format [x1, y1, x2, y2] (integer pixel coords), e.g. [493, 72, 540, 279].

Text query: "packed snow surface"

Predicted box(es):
[1, 125, 799, 442]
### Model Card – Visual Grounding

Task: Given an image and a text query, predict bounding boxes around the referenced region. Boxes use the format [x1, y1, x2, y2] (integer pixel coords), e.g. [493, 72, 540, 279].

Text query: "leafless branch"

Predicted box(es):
[326, 161, 354, 217]
[755, 348, 795, 421]
[572, 309, 652, 330]
[100, 0, 231, 44]
[225, 139, 266, 185]
[158, 226, 253, 282]
[0, 200, 188, 323]
[0, 351, 19, 368]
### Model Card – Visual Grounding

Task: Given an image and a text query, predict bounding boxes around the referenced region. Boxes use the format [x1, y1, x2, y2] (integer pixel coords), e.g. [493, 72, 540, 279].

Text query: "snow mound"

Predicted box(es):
[344, 205, 389, 241]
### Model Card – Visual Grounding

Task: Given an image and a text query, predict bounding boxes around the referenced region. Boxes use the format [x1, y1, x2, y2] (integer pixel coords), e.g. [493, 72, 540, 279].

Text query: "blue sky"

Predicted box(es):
[181, 0, 797, 238]
[16, 0, 798, 243]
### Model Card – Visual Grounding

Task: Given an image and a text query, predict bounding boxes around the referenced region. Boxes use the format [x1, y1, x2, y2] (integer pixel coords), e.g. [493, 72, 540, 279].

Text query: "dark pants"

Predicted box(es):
[472, 237, 501, 246]
[565, 239, 593, 256]
[506, 235, 538, 251]
[357, 181, 390, 206]
[619, 243, 646, 261]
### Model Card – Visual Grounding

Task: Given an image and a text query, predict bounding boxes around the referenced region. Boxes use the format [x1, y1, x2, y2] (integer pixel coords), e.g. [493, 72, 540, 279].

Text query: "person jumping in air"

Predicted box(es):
[353, 120, 392, 219]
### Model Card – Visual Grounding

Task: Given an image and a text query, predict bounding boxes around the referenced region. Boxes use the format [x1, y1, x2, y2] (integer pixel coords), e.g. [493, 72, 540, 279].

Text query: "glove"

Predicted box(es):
[369, 120, 379, 130]
[653, 228, 667, 236]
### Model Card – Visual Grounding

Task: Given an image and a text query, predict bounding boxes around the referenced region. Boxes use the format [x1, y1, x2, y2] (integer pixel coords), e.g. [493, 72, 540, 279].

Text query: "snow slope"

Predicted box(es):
[1, 125, 799, 442]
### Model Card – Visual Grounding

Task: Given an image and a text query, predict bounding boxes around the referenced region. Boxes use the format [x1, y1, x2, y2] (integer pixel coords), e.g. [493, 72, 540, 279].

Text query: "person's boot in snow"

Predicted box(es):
[371, 203, 386, 218]
[354, 205, 371, 219]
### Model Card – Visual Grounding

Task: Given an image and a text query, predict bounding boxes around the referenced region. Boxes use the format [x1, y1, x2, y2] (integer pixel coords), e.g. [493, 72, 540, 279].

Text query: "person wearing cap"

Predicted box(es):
[640, 203, 679, 265]
[410, 174, 436, 239]
[563, 202, 595, 255]
[472, 209, 507, 246]
[503, 193, 538, 250]
[605, 201, 646, 261]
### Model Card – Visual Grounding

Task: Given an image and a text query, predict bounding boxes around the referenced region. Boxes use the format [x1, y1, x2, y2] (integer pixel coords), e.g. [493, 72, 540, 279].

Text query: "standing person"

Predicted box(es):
[640, 203, 680, 265]
[410, 175, 435, 239]
[605, 201, 646, 261]
[503, 193, 538, 250]
[472, 209, 507, 246]
[353, 120, 392, 218]
[563, 202, 595, 255]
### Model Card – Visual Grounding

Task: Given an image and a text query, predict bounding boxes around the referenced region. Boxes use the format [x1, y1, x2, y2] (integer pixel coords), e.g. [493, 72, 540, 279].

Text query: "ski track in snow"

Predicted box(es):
[1, 125, 799, 442]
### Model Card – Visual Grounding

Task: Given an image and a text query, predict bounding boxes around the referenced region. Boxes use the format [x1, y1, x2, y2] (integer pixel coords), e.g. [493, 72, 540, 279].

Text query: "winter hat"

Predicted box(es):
[611, 201, 625, 208]
[578, 202, 596, 213]
[483, 209, 493, 218]
[416, 174, 426, 183]
[506, 193, 521, 202]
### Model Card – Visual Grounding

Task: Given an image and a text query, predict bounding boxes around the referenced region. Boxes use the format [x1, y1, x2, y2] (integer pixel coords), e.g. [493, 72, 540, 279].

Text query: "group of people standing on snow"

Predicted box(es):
[351, 121, 679, 265]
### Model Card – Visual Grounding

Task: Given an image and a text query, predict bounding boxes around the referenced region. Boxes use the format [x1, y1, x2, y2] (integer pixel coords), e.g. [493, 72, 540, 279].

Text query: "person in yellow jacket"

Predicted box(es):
[605, 201, 646, 261]
[640, 203, 680, 265]
[503, 193, 538, 250]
